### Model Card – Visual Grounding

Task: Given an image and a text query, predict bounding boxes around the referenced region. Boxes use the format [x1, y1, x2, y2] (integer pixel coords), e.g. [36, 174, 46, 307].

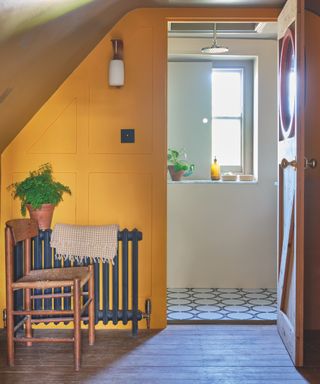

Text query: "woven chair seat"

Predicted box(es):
[12, 267, 91, 289]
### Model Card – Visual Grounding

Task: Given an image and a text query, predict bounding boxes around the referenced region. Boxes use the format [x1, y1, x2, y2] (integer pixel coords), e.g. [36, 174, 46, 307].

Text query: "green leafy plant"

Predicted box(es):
[8, 163, 72, 216]
[167, 148, 194, 177]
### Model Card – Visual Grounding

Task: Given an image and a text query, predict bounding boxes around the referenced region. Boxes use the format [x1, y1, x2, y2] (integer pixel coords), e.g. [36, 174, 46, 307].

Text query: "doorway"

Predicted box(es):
[166, 21, 278, 323]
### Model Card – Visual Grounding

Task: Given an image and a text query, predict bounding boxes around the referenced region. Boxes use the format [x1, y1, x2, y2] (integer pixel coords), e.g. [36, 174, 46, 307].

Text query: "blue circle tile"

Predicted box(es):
[245, 293, 268, 299]
[256, 312, 277, 320]
[252, 306, 276, 313]
[219, 293, 242, 299]
[167, 305, 193, 312]
[216, 288, 239, 293]
[168, 288, 189, 293]
[167, 298, 192, 305]
[194, 298, 218, 305]
[168, 312, 194, 320]
[222, 299, 245, 306]
[227, 312, 254, 320]
[168, 293, 190, 299]
[248, 299, 272, 305]
[193, 293, 216, 299]
[197, 312, 224, 320]
[224, 306, 249, 313]
[195, 305, 220, 312]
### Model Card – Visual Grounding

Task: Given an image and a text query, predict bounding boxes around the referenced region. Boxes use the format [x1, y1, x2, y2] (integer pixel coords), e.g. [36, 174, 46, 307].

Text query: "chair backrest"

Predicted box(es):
[5, 219, 39, 286]
[6, 219, 38, 245]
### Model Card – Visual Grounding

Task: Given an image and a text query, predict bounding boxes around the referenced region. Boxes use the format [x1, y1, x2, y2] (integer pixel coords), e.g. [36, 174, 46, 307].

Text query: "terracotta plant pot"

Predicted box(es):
[168, 165, 185, 181]
[27, 204, 55, 230]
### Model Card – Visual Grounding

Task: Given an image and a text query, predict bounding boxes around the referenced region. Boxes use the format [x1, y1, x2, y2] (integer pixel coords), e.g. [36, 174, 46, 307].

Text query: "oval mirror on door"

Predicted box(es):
[279, 28, 296, 139]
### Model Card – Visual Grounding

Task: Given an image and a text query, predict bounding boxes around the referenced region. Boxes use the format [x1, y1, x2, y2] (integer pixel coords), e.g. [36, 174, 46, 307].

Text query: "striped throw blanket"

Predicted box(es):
[50, 223, 119, 264]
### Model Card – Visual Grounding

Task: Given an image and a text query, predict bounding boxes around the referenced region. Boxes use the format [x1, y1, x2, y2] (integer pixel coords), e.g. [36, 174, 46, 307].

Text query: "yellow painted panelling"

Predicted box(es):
[89, 27, 153, 154]
[28, 99, 77, 154]
[88, 172, 152, 299]
[0, 7, 279, 329]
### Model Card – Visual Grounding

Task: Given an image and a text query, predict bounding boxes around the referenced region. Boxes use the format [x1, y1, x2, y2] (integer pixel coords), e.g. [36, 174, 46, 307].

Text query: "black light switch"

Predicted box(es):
[121, 129, 135, 143]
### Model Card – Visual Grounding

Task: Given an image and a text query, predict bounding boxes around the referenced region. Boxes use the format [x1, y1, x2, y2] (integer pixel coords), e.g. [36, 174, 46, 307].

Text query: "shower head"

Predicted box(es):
[201, 45, 229, 54]
[201, 23, 229, 54]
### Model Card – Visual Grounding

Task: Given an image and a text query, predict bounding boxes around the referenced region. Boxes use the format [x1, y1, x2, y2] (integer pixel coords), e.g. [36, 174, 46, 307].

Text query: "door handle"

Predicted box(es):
[280, 158, 297, 170]
[304, 157, 317, 169]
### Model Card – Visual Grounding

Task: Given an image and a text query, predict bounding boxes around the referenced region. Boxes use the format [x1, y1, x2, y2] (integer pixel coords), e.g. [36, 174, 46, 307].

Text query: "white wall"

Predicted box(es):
[168, 62, 212, 179]
[167, 37, 278, 288]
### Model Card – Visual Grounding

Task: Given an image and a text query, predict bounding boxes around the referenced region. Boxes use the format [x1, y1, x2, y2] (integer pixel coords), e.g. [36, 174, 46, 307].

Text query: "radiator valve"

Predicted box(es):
[143, 299, 152, 329]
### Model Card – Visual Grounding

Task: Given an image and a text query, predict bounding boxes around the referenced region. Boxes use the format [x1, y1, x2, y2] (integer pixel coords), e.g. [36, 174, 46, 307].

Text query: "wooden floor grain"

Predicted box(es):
[0, 325, 318, 383]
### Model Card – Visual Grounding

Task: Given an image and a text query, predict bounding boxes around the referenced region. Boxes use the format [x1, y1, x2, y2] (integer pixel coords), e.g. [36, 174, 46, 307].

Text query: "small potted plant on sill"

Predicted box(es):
[8, 163, 71, 230]
[167, 148, 195, 181]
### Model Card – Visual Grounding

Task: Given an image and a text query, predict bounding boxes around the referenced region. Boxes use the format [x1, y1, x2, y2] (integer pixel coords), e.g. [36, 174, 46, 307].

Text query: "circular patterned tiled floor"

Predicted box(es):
[167, 288, 277, 321]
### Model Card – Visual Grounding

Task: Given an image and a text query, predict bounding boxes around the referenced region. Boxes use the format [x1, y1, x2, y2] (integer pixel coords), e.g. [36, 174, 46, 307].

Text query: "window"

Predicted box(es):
[212, 60, 254, 174]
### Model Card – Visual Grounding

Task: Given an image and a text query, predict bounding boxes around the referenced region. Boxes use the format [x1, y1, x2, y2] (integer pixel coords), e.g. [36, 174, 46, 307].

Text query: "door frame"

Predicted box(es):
[164, 4, 303, 366]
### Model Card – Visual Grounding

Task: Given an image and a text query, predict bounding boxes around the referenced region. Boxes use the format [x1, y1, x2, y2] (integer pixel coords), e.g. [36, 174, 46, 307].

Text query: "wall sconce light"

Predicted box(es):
[109, 39, 124, 87]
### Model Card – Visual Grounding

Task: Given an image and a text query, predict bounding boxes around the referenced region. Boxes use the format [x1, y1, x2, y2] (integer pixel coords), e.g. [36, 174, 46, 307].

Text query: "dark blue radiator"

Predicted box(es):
[12, 228, 148, 335]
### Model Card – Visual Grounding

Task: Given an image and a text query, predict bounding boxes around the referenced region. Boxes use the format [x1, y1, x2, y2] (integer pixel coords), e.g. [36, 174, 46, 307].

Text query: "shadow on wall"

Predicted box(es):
[0, 0, 143, 154]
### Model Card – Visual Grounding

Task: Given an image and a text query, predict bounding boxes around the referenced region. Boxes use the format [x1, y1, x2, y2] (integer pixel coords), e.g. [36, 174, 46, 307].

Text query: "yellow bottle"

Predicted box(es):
[211, 157, 221, 180]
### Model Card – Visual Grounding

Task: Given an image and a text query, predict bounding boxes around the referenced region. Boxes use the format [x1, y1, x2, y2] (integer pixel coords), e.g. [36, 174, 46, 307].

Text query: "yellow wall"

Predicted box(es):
[0, 7, 279, 329]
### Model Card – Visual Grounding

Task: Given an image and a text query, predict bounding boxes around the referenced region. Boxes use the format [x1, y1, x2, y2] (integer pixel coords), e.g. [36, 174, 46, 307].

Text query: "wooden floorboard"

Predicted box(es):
[0, 325, 319, 383]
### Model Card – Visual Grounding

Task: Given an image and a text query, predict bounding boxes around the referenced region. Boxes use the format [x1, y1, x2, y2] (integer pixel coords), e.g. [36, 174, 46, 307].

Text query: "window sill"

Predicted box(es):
[167, 179, 258, 185]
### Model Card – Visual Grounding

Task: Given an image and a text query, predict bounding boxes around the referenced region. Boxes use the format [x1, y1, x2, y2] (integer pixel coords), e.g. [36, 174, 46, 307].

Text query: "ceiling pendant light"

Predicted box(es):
[201, 23, 229, 54]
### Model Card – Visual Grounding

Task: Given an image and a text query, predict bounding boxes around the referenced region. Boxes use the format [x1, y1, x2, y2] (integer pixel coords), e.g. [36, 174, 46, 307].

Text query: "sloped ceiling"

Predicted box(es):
[0, 0, 285, 153]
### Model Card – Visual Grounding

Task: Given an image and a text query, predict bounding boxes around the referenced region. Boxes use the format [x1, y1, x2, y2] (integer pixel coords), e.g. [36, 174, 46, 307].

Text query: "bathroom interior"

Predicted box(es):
[167, 21, 279, 322]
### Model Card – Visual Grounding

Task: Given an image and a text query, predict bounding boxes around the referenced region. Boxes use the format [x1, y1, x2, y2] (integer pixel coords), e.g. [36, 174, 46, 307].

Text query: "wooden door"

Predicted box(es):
[304, 4, 320, 333]
[277, 0, 305, 367]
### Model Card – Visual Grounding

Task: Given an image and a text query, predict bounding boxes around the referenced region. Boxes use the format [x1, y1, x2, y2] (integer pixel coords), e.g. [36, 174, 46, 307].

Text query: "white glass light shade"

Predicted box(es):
[109, 59, 124, 87]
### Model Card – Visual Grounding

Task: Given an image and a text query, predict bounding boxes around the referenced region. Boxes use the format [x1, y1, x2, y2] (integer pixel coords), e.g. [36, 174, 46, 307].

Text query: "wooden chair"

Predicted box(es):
[5, 219, 95, 371]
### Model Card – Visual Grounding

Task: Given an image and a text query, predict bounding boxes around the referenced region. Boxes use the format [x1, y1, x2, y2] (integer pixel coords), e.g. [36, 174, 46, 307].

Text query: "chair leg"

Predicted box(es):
[74, 279, 81, 371]
[88, 266, 95, 346]
[24, 238, 32, 346]
[7, 289, 14, 367]
[5, 228, 15, 367]
[25, 288, 33, 346]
